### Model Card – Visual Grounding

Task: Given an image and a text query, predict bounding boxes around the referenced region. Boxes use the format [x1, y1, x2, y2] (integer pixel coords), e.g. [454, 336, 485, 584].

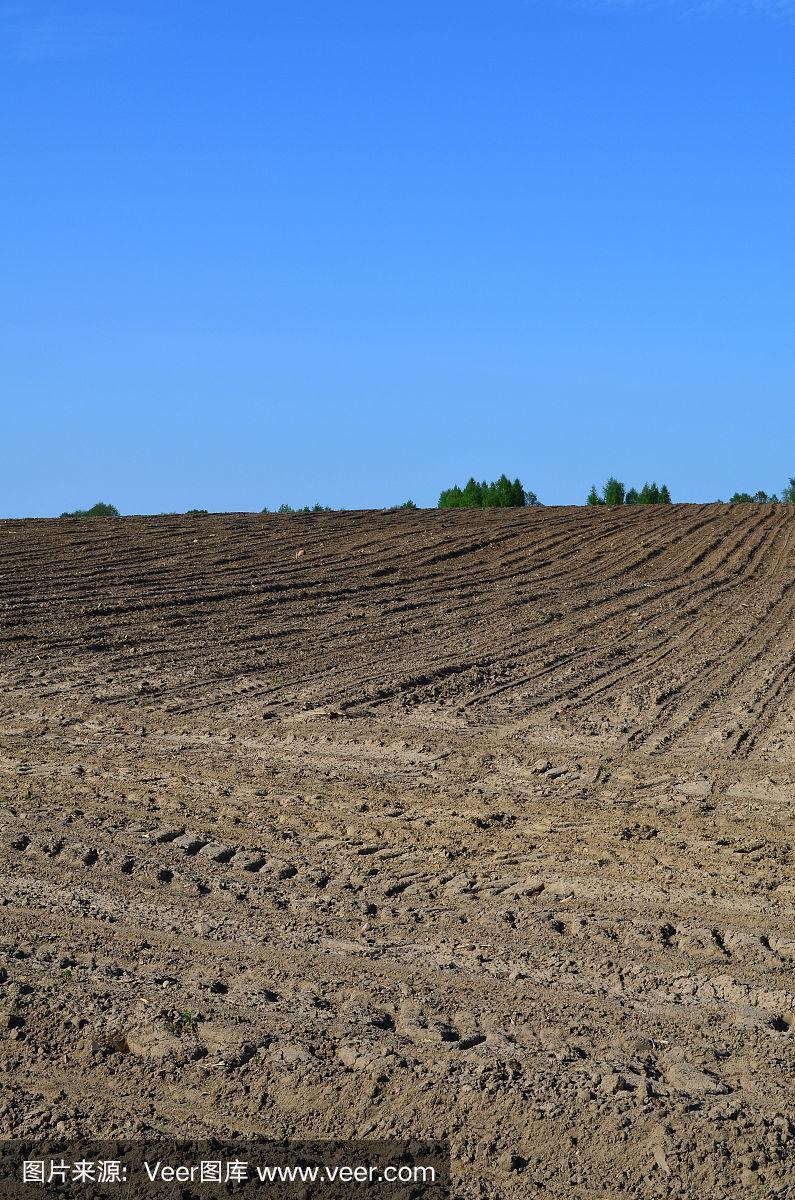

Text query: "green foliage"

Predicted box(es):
[59, 502, 120, 519]
[178, 1009, 198, 1035]
[438, 474, 534, 508]
[729, 490, 778, 503]
[277, 503, 332, 513]
[397, 499, 417, 509]
[603, 477, 626, 506]
[186, 508, 208, 515]
[782, 478, 795, 504]
[439, 485, 464, 507]
[588, 480, 672, 506]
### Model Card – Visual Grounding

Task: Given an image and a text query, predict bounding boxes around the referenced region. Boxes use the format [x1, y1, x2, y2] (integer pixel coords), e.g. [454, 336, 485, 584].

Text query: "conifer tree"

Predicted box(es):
[603, 478, 626, 506]
[438, 475, 536, 508]
[462, 478, 483, 507]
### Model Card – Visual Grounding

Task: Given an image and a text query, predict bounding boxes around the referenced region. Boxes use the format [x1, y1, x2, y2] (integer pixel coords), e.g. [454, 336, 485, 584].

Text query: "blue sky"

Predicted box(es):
[2, 0, 794, 514]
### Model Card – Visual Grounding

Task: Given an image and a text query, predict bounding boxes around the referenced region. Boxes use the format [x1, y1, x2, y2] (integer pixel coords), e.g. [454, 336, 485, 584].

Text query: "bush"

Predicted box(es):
[186, 508, 208, 515]
[59, 502, 120, 519]
[398, 499, 417, 509]
[438, 474, 536, 508]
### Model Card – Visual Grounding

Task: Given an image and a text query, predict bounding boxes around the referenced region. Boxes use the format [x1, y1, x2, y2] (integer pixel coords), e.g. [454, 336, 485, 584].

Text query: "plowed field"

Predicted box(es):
[3, 505, 795, 1197]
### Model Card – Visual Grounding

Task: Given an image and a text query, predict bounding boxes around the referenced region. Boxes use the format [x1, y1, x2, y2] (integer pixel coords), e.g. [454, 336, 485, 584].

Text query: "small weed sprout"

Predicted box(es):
[179, 1009, 198, 1034]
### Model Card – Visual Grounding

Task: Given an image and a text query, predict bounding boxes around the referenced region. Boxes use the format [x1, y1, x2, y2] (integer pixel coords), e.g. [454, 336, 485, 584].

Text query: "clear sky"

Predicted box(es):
[2, 0, 794, 515]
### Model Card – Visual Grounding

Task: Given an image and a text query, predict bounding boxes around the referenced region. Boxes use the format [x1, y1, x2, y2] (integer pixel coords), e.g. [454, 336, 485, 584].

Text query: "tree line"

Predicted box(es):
[438, 475, 541, 508]
[727, 478, 795, 504]
[53, 475, 795, 517]
[587, 479, 671, 506]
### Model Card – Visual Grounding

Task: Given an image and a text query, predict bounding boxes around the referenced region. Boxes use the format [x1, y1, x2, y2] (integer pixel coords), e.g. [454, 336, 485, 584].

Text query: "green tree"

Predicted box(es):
[438, 475, 534, 508]
[398, 499, 417, 509]
[625, 487, 639, 505]
[490, 474, 517, 507]
[438, 485, 464, 508]
[462, 477, 483, 507]
[658, 485, 672, 504]
[60, 501, 120, 519]
[586, 485, 603, 506]
[603, 478, 626, 506]
[782, 478, 795, 504]
[729, 490, 777, 504]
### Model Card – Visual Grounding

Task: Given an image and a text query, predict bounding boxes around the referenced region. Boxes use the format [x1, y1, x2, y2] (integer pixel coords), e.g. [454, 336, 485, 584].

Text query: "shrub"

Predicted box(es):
[59, 502, 120, 519]
[438, 475, 535, 508]
[398, 499, 417, 509]
[186, 508, 208, 515]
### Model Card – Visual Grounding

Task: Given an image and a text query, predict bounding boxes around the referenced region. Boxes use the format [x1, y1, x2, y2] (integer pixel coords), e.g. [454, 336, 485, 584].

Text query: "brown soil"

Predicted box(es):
[2, 505, 795, 1197]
